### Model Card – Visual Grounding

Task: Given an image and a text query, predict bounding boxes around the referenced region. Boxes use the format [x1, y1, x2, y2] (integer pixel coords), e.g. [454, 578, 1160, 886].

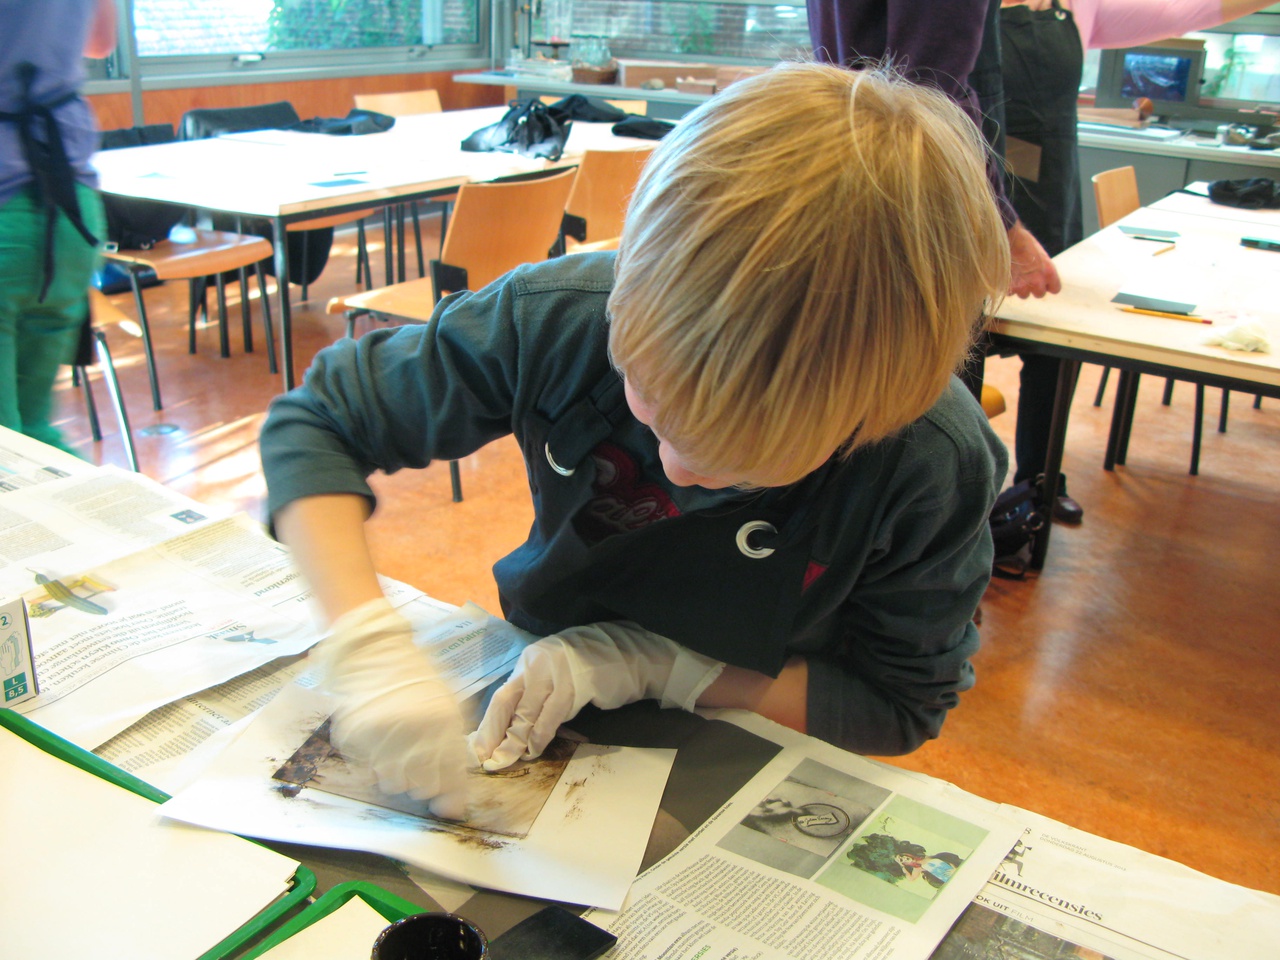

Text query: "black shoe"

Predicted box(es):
[1053, 494, 1083, 524]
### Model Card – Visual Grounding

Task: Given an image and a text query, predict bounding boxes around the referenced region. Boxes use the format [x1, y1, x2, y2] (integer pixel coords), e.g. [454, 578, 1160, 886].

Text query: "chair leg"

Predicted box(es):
[355, 219, 369, 288]
[1254, 393, 1263, 410]
[1191, 384, 1205, 476]
[239, 265, 254, 353]
[256, 262, 277, 376]
[128, 269, 163, 411]
[1117, 372, 1143, 466]
[187, 279, 202, 354]
[439, 201, 451, 257]
[396, 204, 408, 283]
[78, 365, 103, 441]
[383, 207, 396, 286]
[449, 460, 463, 502]
[1219, 389, 1230, 433]
[1162, 378, 1175, 405]
[411, 204, 425, 278]
[214, 272, 231, 358]
[93, 329, 139, 473]
[1093, 365, 1111, 406]
[1105, 370, 1133, 470]
[300, 231, 310, 302]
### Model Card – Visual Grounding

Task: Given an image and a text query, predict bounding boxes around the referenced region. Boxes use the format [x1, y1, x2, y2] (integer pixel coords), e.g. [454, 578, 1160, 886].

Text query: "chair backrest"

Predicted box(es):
[354, 89, 443, 116]
[565, 148, 653, 245]
[438, 167, 579, 294]
[1092, 165, 1140, 229]
[539, 95, 647, 116]
[179, 101, 301, 140]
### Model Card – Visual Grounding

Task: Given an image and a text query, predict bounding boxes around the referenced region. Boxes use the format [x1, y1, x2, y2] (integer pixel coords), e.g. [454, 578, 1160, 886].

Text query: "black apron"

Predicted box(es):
[493, 372, 822, 678]
[1000, 0, 1084, 257]
[0, 61, 99, 299]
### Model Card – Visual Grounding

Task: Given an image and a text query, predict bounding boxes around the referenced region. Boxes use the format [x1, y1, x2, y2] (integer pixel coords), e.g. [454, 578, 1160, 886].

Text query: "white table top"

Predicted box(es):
[92, 106, 656, 221]
[993, 205, 1280, 391]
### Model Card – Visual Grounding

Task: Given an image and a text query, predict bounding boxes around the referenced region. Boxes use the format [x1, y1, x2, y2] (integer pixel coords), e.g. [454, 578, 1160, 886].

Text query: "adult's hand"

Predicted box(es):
[470, 622, 724, 771]
[314, 597, 469, 819]
[1007, 220, 1062, 299]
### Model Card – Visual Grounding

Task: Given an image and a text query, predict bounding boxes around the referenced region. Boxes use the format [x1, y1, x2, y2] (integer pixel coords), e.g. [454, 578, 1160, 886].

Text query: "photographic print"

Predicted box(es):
[272, 717, 577, 838]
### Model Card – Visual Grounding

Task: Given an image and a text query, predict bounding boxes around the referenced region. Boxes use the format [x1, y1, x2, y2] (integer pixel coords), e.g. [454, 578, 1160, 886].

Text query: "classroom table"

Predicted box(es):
[92, 106, 656, 392]
[990, 199, 1280, 568]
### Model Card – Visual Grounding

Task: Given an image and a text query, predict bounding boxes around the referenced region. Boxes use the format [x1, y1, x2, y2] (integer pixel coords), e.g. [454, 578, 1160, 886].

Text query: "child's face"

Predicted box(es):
[623, 377, 741, 489]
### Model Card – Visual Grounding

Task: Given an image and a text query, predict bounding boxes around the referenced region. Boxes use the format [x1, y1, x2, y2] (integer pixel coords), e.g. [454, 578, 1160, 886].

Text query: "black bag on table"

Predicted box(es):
[988, 476, 1048, 580]
[1207, 177, 1280, 210]
[461, 98, 572, 161]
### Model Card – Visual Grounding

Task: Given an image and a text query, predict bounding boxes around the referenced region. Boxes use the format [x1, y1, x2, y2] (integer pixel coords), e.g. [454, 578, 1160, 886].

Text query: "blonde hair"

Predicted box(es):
[608, 60, 1009, 488]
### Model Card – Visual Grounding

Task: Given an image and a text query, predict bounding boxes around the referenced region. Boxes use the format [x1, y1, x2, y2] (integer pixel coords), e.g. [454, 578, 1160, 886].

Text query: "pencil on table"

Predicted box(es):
[1118, 306, 1212, 325]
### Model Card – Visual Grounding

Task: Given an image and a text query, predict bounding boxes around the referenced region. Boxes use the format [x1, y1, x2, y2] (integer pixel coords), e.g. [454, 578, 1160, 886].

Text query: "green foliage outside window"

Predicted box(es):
[267, 0, 422, 50]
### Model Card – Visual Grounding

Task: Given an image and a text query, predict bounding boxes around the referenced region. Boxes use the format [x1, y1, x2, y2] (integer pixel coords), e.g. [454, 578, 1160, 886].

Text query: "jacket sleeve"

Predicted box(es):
[804, 402, 1005, 756]
[259, 279, 526, 524]
[1075, 0, 1222, 50]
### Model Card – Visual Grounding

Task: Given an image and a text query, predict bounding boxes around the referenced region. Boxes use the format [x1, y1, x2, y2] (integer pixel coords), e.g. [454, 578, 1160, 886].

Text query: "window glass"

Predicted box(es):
[563, 1, 810, 61]
[132, 0, 478, 57]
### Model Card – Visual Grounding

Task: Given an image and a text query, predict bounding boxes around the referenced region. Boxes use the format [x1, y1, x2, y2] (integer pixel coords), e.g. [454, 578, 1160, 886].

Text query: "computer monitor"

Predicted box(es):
[1095, 42, 1206, 120]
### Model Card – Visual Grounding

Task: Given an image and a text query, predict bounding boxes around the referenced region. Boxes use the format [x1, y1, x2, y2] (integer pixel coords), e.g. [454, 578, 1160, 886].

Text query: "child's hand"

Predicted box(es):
[315, 598, 468, 819]
[469, 622, 723, 771]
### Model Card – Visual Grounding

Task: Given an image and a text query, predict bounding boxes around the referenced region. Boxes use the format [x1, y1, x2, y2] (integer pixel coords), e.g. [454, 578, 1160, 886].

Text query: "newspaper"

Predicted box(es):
[581, 711, 1024, 960]
[941, 807, 1280, 960]
[578, 711, 1280, 960]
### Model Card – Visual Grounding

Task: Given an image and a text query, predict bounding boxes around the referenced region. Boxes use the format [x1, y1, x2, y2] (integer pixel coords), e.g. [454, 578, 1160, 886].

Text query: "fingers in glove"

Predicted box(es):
[479, 678, 576, 771]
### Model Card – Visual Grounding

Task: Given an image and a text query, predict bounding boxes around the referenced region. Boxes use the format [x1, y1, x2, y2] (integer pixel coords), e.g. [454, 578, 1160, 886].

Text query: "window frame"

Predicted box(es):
[84, 0, 493, 94]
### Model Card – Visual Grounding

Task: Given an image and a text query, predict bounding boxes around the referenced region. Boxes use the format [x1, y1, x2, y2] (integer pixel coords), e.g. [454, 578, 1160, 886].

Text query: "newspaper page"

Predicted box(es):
[581, 710, 1024, 960]
[928, 806, 1280, 960]
[0, 424, 93, 487]
[9, 513, 323, 747]
[0, 465, 232, 597]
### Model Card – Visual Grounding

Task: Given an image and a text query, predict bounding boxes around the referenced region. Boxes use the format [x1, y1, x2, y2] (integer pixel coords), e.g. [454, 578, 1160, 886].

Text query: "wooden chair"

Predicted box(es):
[326, 167, 579, 500]
[354, 89, 443, 116]
[561, 147, 653, 253]
[355, 88, 452, 281]
[539, 95, 647, 116]
[104, 230, 274, 410]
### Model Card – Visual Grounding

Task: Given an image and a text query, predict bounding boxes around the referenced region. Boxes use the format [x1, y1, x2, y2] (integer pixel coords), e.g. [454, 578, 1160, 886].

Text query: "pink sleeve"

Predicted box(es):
[1073, 0, 1225, 50]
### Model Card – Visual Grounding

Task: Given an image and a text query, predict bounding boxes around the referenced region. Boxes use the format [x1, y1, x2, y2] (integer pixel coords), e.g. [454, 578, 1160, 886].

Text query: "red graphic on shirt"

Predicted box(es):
[802, 561, 827, 592]
[576, 442, 681, 542]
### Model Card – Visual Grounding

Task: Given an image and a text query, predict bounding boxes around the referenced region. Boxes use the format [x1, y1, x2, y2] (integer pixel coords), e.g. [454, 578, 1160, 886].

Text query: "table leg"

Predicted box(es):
[1030, 357, 1079, 570]
[271, 218, 295, 391]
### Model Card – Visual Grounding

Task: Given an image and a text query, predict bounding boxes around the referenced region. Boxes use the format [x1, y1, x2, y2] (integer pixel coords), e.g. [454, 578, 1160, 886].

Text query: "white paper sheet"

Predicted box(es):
[258, 897, 394, 959]
[159, 679, 676, 910]
[0, 725, 301, 960]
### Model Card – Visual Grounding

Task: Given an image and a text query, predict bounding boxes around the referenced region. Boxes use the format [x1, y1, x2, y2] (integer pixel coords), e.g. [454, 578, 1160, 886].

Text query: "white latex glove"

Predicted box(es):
[470, 621, 725, 772]
[314, 597, 468, 819]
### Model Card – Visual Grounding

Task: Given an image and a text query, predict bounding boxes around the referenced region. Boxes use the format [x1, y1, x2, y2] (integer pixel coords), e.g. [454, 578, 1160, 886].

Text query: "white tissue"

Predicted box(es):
[1203, 322, 1271, 353]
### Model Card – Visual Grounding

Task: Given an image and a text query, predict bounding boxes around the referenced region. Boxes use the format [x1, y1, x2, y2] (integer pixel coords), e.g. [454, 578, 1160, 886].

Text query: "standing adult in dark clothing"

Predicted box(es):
[807, 0, 1061, 300]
